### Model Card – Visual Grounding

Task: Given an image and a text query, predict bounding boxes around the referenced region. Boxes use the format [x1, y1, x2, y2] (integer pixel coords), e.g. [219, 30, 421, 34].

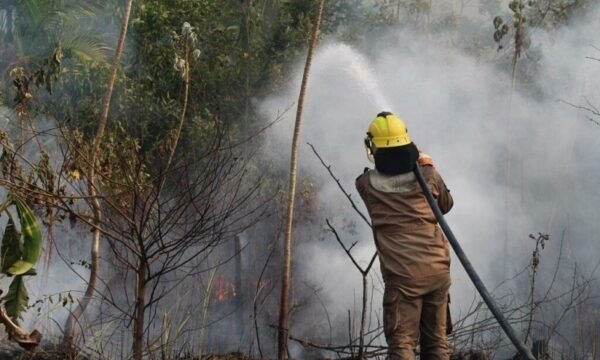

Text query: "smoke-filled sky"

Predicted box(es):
[1, 1, 599, 357]
[259, 1, 600, 349]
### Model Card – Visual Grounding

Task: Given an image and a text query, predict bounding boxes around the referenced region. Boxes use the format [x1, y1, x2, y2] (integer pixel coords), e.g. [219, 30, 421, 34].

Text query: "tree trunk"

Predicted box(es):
[357, 275, 367, 360]
[199, 268, 217, 359]
[160, 32, 190, 188]
[63, 0, 134, 348]
[132, 263, 147, 360]
[234, 236, 244, 336]
[277, 1, 325, 359]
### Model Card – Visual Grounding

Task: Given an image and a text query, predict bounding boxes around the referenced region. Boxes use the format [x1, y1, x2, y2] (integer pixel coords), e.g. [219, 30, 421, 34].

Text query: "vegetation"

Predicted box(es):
[0, 0, 598, 359]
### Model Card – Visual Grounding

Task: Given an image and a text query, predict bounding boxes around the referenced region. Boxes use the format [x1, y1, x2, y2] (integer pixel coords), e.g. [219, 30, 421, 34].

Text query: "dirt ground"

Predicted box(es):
[0, 347, 256, 360]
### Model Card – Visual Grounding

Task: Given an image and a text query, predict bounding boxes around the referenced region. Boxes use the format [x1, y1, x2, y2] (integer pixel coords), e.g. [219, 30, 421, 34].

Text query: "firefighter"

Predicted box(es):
[356, 112, 454, 360]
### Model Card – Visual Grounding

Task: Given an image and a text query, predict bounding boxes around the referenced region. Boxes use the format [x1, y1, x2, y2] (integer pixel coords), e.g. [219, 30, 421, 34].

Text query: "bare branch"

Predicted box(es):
[307, 142, 371, 228]
[326, 219, 367, 275]
[0, 307, 42, 350]
[557, 99, 600, 126]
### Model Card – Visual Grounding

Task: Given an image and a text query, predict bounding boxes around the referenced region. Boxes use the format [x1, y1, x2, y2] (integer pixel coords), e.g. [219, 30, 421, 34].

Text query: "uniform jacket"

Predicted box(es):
[356, 165, 453, 295]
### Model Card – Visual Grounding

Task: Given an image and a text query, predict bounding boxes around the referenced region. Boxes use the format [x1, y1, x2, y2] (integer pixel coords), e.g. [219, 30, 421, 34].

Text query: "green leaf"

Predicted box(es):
[1, 216, 22, 274]
[8, 260, 35, 276]
[4, 276, 29, 325]
[22, 267, 37, 276]
[8, 198, 43, 276]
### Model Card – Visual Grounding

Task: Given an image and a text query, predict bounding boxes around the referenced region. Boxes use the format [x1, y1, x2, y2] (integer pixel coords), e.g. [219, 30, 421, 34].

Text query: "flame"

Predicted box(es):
[215, 274, 237, 301]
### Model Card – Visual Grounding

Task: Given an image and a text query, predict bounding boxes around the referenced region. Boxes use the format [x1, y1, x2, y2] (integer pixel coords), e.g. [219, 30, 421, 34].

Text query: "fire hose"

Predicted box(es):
[413, 164, 536, 360]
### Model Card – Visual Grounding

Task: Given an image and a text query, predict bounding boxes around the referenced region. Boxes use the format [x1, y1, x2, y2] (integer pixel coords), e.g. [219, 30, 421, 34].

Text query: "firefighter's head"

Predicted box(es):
[364, 111, 419, 175]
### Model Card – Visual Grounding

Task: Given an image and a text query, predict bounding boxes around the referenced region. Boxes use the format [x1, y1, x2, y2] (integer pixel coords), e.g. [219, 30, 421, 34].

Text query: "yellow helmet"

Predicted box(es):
[366, 112, 411, 149]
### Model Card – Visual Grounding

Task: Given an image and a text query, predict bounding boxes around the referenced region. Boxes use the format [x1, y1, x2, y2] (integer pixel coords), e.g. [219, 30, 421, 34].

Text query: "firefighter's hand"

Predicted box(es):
[418, 152, 434, 166]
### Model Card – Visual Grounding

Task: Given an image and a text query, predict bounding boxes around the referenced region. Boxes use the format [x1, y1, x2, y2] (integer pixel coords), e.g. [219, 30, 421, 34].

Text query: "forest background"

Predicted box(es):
[0, 0, 599, 359]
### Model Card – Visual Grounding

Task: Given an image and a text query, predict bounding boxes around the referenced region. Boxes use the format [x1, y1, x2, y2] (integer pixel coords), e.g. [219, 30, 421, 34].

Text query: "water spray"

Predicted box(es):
[326, 44, 390, 110]
[413, 164, 536, 360]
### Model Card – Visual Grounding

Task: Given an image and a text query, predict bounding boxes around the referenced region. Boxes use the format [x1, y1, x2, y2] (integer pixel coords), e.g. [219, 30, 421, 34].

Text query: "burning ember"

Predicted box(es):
[215, 274, 237, 301]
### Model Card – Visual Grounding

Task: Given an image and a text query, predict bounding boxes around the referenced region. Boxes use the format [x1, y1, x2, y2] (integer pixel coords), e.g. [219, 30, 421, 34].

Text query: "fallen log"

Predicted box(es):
[0, 306, 41, 350]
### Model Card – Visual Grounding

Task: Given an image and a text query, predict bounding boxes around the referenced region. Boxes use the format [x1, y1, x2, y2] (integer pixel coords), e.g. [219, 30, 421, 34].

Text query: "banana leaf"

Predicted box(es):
[1, 216, 22, 274]
[4, 276, 28, 325]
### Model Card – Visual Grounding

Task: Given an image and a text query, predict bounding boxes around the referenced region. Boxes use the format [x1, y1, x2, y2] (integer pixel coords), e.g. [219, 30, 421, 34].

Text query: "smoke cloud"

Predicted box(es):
[259, 1, 600, 355]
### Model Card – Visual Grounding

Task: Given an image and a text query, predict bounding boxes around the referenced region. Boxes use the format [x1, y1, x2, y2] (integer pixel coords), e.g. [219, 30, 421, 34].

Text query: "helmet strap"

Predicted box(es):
[364, 134, 375, 163]
[364, 133, 375, 155]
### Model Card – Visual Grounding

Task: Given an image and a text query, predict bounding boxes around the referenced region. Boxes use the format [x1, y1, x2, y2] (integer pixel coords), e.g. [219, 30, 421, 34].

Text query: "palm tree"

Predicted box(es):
[1, 0, 110, 77]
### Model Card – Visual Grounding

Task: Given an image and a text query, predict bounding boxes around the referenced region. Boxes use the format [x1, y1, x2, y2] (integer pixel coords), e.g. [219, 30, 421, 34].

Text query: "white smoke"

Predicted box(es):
[259, 1, 600, 355]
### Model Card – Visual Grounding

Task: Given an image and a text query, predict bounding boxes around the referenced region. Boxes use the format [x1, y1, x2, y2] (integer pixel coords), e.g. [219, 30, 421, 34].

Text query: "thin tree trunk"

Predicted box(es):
[63, 0, 134, 347]
[277, 1, 325, 359]
[18, 114, 24, 156]
[511, 2, 524, 89]
[504, 0, 525, 277]
[199, 268, 217, 359]
[161, 36, 190, 189]
[357, 275, 367, 360]
[133, 263, 147, 360]
[234, 236, 244, 336]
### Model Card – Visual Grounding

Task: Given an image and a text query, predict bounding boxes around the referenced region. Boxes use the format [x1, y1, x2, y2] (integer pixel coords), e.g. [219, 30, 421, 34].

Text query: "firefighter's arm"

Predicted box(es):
[419, 154, 454, 214]
[434, 171, 453, 214]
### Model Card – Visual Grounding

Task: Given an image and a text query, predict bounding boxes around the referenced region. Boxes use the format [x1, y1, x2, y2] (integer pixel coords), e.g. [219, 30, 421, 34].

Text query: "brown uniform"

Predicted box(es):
[356, 164, 453, 360]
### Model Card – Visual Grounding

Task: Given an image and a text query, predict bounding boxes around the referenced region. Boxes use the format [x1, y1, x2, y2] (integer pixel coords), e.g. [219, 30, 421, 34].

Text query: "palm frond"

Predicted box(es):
[42, 7, 110, 63]
[62, 35, 111, 63]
